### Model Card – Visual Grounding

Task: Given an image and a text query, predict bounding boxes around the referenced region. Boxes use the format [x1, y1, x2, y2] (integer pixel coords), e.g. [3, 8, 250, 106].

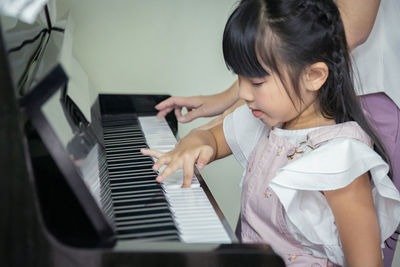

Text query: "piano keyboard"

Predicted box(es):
[102, 115, 232, 243]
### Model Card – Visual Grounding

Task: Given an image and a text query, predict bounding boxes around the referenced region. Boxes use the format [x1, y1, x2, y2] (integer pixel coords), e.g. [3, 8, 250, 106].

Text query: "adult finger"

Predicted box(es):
[156, 106, 174, 119]
[155, 96, 193, 111]
[174, 107, 189, 123]
[180, 108, 205, 123]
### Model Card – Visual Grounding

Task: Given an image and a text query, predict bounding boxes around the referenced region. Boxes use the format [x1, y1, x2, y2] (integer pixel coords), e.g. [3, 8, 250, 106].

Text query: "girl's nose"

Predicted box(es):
[239, 80, 254, 103]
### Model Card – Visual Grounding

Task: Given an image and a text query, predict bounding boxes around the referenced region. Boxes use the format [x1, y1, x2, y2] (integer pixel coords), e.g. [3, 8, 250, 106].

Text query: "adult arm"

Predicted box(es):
[324, 173, 383, 267]
[336, 0, 380, 50]
[196, 98, 245, 130]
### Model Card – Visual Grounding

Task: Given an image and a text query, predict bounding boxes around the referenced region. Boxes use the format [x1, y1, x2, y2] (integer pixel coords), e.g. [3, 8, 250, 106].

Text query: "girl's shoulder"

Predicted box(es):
[306, 121, 372, 149]
[274, 121, 381, 183]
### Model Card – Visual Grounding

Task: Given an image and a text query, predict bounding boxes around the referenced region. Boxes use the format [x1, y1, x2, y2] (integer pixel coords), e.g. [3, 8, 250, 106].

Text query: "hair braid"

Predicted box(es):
[329, 27, 351, 122]
[316, 1, 392, 178]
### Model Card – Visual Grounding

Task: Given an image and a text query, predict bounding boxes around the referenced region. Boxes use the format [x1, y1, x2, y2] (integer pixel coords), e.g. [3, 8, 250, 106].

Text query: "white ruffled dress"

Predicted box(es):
[223, 105, 400, 266]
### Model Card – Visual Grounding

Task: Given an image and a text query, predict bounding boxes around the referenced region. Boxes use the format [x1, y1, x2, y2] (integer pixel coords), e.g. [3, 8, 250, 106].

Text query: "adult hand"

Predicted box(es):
[155, 81, 240, 123]
[155, 95, 227, 123]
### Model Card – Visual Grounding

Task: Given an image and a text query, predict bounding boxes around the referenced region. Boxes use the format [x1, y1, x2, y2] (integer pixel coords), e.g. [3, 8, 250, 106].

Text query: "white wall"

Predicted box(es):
[57, 0, 243, 229]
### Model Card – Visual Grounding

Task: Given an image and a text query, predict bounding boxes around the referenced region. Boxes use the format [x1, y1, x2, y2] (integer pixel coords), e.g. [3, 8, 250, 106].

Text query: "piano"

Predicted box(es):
[1, 4, 284, 267]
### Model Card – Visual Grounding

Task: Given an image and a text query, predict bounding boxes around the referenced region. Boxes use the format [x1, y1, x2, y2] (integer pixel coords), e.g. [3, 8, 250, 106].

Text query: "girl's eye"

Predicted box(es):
[252, 82, 264, 87]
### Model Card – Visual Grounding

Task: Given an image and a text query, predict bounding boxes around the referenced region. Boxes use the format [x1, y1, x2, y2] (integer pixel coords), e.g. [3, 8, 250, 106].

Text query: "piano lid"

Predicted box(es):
[20, 64, 116, 246]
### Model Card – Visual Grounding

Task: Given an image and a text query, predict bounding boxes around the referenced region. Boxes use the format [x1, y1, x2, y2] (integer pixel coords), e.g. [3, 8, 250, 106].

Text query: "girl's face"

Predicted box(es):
[238, 69, 318, 129]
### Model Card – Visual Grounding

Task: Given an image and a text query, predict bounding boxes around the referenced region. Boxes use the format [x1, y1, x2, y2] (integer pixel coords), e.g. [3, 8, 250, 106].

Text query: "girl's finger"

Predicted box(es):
[152, 156, 171, 172]
[140, 148, 164, 159]
[156, 163, 179, 182]
[196, 146, 214, 170]
[182, 159, 194, 188]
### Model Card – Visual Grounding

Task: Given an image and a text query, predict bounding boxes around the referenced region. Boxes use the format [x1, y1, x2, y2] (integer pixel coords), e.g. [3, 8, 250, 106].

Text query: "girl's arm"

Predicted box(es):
[141, 123, 232, 187]
[324, 172, 383, 267]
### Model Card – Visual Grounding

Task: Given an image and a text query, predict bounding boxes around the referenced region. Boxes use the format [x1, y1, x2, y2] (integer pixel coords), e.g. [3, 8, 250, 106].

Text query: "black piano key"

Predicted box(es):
[110, 177, 157, 185]
[117, 232, 180, 241]
[109, 175, 157, 183]
[113, 198, 168, 209]
[115, 216, 174, 227]
[103, 130, 141, 136]
[108, 165, 155, 173]
[111, 184, 163, 194]
[111, 188, 162, 198]
[107, 152, 148, 159]
[110, 180, 159, 188]
[104, 132, 144, 138]
[105, 147, 148, 152]
[102, 118, 138, 125]
[110, 171, 157, 177]
[109, 169, 157, 177]
[105, 147, 147, 154]
[112, 191, 164, 201]
[113, 193, 166, 203]
[114, 202, 169, 212]
[108, 164, 155, 173]
[116, 220, 176, 230]
[104, 132, 144, 137]
[108, 158, 153, 164]
[105, 141, 148, 148]
[103, 128, 142, 134]
[115, 212, 174, 224]
[104, 141, 147, 149]
[107, 157, 153, 165]
[107, 163, 155, 170]
[116, 224, 178, 236]
[106, 152, 147, 159]
[109, 173, 158, 181]
[114, 206, 171, 218]
[102, 121, 139, 127]
[106, 152, 145, 160]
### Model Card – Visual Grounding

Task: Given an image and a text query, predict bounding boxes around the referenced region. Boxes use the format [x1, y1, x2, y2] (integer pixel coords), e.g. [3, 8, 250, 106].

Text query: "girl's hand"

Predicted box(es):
[140, 131, 216, 188]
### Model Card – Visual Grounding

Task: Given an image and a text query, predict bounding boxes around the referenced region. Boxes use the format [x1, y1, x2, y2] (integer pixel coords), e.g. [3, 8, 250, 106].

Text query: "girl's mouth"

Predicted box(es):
[251, 109, 263, 118]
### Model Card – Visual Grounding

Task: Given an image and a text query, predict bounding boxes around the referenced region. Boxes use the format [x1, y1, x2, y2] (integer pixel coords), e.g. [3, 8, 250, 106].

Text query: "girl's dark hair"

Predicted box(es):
[222, 0, 392, 178]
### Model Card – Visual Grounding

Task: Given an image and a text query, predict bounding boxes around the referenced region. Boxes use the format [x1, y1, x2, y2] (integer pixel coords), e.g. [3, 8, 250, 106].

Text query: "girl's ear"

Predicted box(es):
[303, 62, 329, 92]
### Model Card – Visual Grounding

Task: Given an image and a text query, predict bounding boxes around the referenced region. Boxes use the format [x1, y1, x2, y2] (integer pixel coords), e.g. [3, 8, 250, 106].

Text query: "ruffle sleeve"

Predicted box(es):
[223, 105, 268, 168]
[269, 137, 400, 266]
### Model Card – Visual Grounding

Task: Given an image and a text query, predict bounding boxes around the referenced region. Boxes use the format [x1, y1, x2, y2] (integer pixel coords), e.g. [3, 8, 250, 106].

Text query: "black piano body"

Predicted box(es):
[0, 5, 284, 267]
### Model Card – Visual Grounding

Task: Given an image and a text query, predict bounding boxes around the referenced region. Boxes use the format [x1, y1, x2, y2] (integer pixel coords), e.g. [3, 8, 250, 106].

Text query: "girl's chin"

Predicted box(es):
[260, 117, 283, 128]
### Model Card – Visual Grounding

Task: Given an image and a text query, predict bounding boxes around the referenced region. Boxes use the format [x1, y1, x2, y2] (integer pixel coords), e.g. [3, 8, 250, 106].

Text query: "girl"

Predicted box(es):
[142, 0, 400, 266]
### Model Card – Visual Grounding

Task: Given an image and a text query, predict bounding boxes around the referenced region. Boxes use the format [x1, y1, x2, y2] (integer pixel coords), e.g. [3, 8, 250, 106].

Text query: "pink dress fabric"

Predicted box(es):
[240, 122, 371, 267]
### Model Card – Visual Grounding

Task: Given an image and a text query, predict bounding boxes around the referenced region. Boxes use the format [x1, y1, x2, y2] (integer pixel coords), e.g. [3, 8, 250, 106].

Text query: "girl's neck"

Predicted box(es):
[283, 102, 335, 130]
